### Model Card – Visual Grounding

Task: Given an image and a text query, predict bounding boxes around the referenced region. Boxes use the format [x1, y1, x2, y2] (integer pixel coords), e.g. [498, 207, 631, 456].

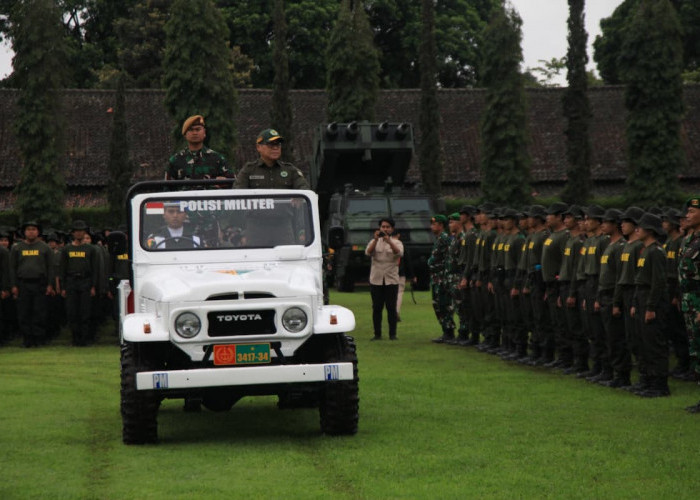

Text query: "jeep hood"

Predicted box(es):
[138, 264, 318, 302]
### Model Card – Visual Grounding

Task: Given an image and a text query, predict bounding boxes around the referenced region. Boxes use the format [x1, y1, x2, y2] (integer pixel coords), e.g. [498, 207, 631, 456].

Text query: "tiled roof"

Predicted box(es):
[0, 85, 698, 202]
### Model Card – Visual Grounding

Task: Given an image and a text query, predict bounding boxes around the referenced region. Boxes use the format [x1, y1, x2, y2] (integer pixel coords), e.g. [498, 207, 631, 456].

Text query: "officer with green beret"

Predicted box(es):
[166, 115, 233, 181]
[9, 221, 55, 347]
[235, 129, 309, 189]
[428, 215, 455, 343]
[679, 197, 700, 412]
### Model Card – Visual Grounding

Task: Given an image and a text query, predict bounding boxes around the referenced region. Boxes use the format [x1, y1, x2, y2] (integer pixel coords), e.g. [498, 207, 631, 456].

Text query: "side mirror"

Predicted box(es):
[328, 225, 345, 251]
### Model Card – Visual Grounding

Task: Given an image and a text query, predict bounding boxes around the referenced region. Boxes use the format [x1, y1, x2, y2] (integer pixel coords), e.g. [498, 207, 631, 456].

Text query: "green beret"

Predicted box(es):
[685, 196, 700, 209]
[448, 212, 460, 221]
[431, 214, 447, 225]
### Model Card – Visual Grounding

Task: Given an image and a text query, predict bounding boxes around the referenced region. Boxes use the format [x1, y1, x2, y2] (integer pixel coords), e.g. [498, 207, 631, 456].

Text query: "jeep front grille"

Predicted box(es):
[207, 310, 277, 337]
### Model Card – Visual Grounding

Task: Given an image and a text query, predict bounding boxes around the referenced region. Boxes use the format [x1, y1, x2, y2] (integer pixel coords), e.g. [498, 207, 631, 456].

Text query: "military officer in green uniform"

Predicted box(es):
[501, 209, 526, 359]
[166, 115, 233, 180]
[0, 232, 9, 345]
[679, 197, 700, 412]
[235, 129, 309, 189]
[446, 213, 468, 344]
[59, 220, 99, 346]
[9, 221, 55, 347]
[428, 215, 455, 343]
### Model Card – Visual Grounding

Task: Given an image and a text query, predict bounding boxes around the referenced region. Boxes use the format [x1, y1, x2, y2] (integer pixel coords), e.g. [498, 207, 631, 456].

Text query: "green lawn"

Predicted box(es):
[1, 289, 699, 499]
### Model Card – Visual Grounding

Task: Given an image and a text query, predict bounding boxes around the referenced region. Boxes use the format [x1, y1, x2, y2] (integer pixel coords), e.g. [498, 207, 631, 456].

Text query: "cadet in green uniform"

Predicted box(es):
[501, 209, 525, 359]
[613, 207, 645, 391]
[428, 215, 455, 343]
[580, 205, 611, 381]
[559, 205, 587, 374]
[514, 208, 533, 361]
[596, 209, 630, 388]
[662, 208, 691, 380]
[9, 222, 55, 347]
[166, 115, 233, 180]
[679, 197, 700, 412]
[631, 214, 670, 397]
[59, 221, 99, 346]
[476, 207, 499, 351]
[523, 205, 550, 365]
[487, 209, 507, 353]
[541, 203, 570, 366]
[235, 129, 309, 189]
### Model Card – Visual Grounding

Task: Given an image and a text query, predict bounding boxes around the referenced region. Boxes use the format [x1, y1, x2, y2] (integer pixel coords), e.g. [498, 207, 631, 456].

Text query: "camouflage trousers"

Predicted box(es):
[450, 278, 469, 336]
[681, 292, 700, 375]
[431, 281, 455, 334]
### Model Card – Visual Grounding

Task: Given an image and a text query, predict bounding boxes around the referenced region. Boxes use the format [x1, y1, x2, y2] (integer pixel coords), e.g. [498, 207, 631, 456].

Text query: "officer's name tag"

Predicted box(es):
[249, 175, 265, 180]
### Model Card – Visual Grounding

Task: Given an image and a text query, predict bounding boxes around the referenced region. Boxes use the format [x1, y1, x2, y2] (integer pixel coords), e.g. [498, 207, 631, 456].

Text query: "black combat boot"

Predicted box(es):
[623, 373, 651, 393]
[601, 371, 631, 388]
[635, 376, 670, 398]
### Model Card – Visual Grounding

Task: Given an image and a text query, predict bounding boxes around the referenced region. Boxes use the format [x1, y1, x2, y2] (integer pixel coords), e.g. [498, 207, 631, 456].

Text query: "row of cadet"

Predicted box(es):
[0, 220, 129, 348]
[426, 199, 700, 412]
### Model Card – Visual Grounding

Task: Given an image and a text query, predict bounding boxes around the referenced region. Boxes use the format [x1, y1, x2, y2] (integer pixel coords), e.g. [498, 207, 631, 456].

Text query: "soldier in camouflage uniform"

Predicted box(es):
[446, 213, 468, 344]
[662, 208, 692, 380]
[679, 197, 700, 412]
[166, 115, 233, 180]
[429, 215, 455, 343]
[458, 206, 479, 345]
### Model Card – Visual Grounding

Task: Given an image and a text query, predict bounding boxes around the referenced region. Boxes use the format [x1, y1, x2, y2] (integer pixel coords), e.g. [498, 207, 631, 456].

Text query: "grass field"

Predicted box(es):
[1, 289, 700, 499]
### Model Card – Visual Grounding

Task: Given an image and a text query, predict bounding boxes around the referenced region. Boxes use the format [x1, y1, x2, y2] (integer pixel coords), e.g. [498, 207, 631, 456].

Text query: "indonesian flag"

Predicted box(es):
[145, 202, 165, 215]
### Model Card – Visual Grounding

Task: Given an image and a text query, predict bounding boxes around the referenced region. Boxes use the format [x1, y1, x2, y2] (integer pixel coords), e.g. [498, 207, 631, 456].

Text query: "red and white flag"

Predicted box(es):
[145, 202, 164, 215]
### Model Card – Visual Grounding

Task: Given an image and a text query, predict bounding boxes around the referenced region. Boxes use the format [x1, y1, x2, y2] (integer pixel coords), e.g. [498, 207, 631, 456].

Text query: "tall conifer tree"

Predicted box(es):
[326, 0, 380, 122]
[10, 0, 69, 226]
[561, 0, 592, 204]
[107, 75, 133, 226]
[418, 0, 443, 197]
[163, 0, 237, 160]
[479, 4, 530, 205]
[271, 0, 295, 162]
[620, 0, 684, 206]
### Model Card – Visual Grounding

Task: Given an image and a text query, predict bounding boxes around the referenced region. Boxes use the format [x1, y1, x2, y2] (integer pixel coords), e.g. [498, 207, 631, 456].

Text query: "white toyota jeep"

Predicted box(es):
[118, 181, 358, 444]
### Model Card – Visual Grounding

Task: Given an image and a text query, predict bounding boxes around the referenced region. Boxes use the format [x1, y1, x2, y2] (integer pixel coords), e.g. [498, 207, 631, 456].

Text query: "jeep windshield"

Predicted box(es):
[140, 194, 313, 250]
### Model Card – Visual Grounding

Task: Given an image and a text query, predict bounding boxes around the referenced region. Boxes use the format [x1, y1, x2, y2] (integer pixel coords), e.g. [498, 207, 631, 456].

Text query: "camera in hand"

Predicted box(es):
[378, 231, 387, 237]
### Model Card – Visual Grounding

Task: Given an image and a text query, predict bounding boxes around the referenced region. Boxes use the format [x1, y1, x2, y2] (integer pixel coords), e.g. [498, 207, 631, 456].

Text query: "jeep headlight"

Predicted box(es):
[282, 307, 307, 333]
[174, 312, 201, 338]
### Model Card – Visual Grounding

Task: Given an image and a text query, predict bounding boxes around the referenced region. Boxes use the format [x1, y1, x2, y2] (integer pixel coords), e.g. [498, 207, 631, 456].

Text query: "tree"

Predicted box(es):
[325, 0, 380, 122]
[112, 0, 170, 89]
[594, 0, 700, 84]
[479, 4, 530, 206]
[418, 0, 442, 197]
[10, 0, 69, 227]
[620, 0, 684, 206]
[107, 75, 133, 226]
[270, 0, 295, 162]
[561, 0, 592, 204]
[163, 0, 237, 160]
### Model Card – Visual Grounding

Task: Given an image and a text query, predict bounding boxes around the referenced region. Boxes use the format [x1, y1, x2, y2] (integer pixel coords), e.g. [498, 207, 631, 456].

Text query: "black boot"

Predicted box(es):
[635, 376, 670, 398]
[587, 367, 613, 383]
[624, 374, 651, 393]
[601, 371, 631, 388]
[685, 400, 700, 413]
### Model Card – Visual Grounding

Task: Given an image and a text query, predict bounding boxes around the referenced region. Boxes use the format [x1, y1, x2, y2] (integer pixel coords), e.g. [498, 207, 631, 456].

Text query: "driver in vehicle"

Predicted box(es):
[147, 202, 201, 249]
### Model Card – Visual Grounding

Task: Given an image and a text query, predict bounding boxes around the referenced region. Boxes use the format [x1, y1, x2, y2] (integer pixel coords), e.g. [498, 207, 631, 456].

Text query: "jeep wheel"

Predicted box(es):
[319, 335, 359, 435]
[120, 342, 161, 444]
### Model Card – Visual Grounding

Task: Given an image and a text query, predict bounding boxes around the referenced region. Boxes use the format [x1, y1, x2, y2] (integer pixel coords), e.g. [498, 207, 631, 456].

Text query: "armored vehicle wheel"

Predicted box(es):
[319, 335, 359, 435]
[120, 342, 161, 444]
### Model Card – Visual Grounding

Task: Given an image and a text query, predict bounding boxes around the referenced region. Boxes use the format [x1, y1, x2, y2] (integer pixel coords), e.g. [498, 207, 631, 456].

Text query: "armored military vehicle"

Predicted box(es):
[311, 121, 437, 291]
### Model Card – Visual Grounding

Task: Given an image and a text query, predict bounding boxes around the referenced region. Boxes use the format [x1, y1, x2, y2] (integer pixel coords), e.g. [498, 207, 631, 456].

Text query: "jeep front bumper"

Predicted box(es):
[136, 362, 355, 390]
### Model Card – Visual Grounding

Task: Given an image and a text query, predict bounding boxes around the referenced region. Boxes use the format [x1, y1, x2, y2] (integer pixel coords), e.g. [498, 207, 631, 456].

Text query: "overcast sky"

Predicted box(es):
[0, 1, 624, 83]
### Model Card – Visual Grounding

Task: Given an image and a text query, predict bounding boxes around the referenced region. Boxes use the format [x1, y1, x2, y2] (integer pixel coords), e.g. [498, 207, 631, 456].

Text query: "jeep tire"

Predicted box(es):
[120, 342, 161, 444]
[319, 335, 359, 435]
